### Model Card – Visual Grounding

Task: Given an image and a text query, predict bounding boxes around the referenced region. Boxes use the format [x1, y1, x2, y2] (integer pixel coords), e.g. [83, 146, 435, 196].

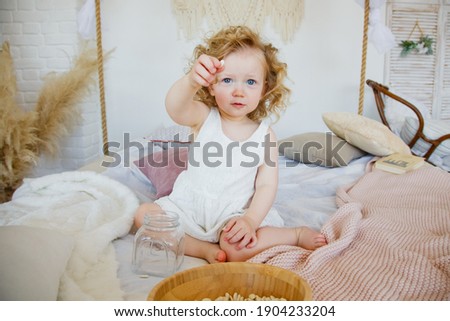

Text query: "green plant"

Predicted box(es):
[400, 40, 417, 57]
[400, 35, 434, 57]
[418, 35, 434, 55]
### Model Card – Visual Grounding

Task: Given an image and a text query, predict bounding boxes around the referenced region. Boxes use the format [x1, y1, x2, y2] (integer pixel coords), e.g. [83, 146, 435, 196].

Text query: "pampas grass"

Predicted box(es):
[36, 48, 98, 156]
[0, 41, 99, 203]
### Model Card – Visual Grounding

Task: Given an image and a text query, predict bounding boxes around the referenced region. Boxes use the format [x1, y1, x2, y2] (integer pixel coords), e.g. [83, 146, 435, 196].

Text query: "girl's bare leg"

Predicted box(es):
[220, 226, 327, 262]
[131, 202, 163, 234]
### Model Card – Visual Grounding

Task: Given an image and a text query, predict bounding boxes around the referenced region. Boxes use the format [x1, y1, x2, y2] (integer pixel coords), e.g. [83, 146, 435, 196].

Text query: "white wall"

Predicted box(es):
[0, 0, 387, 177]
[101, 0, 385, 147]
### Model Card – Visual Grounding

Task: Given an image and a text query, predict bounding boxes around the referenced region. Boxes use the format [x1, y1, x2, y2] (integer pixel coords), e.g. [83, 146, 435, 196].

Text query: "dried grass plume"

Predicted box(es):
[0, 41, 99, 202]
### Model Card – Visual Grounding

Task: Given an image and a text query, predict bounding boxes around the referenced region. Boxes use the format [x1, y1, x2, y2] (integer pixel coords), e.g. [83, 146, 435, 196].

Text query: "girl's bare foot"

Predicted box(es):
[295, 227, 327, 250]
[184, 235, 228, 264]
[205, 246, 227, 264]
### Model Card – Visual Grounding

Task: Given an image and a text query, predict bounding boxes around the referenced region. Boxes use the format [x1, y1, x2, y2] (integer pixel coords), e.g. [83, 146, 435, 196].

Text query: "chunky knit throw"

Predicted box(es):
[249, 163, 450, 300]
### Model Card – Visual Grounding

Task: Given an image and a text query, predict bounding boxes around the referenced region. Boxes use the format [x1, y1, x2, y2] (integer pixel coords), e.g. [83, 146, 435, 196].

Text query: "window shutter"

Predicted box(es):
[385, 2, 440, 115]
[439, 6, 450, 119]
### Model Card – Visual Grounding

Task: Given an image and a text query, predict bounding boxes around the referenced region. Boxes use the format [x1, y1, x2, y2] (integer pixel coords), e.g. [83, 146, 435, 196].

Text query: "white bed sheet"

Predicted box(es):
[102, 150, 373, 300]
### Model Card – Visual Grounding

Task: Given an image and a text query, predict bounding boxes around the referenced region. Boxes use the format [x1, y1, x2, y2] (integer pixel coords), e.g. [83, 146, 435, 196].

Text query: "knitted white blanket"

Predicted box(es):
[249, 164, 450, 300]
[0, 171, 139, 300]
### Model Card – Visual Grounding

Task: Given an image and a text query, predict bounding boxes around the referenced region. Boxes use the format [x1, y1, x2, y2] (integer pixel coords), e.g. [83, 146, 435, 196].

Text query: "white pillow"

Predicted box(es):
[400, 117, 450, 158]
[322, 112, 411, 156]
[0, 226, 74, 300]
[441, 155, 450, 171]
[384, 91, 431, 135]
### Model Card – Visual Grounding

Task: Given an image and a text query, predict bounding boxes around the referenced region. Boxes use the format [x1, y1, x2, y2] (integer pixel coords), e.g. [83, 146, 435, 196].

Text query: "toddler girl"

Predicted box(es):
[134, 26, 327, 263]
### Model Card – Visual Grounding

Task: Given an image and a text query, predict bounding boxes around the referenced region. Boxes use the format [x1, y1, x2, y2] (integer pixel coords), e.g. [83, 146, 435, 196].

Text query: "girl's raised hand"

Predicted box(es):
[190, 54, 224, 87]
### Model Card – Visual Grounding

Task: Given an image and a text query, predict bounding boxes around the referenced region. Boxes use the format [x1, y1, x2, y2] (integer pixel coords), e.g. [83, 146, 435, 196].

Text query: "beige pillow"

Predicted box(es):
[322, 112, 411, 156]
[0, 226, 74, 300]
[278, 132, 366, 167]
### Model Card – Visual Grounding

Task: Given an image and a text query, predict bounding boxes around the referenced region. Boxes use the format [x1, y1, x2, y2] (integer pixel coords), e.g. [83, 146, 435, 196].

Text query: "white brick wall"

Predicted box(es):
[0, 0, 103, 177]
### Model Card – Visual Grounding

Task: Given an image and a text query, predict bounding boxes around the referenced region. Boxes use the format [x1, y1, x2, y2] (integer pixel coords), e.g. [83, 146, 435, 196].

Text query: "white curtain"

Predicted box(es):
[355, 0, 396, 53]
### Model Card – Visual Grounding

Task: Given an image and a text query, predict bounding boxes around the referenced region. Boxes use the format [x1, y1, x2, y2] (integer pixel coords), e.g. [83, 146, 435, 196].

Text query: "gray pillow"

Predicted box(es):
[0, 226, 74, 300]
[278, 132, 366, 167]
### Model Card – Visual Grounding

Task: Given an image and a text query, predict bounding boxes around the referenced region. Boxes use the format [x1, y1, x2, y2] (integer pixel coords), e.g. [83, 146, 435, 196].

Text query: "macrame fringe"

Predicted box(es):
[204, 0, 266, 34]
[171, 0, 304, 43]
[269, 0, 304, 43]
[171, 0, 205, 40]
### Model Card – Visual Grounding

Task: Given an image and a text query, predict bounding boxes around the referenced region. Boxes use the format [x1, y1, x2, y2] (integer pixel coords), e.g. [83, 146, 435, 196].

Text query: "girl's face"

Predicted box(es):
[210, 48, 266, 120]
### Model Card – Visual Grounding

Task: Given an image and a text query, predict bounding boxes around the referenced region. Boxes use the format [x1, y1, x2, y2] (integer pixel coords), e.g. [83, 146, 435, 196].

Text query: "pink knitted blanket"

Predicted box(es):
[248, 163, 450, 300]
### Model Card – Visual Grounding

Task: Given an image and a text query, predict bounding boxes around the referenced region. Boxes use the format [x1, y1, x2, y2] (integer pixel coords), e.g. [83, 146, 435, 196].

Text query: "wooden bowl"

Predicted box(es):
[147, 262, 312, 301]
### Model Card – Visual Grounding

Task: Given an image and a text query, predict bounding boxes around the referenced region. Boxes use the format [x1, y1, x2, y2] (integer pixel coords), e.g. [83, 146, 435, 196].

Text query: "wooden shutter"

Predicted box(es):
[385, 1, 440, 115]
[439, 5, 450, 119]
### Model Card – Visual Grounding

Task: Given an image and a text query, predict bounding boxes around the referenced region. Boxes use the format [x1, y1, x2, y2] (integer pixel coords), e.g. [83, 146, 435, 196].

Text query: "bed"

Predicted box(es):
[0, 84, 449, 301]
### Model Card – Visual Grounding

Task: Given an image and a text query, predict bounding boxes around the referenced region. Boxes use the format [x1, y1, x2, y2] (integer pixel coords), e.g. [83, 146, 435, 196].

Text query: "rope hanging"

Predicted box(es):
[95, 0, 109, 155]
[358, 0, 370, 115]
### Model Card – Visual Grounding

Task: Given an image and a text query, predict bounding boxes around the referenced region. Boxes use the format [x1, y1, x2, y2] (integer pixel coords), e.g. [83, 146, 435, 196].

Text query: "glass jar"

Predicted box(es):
[132, 210, 185, 277]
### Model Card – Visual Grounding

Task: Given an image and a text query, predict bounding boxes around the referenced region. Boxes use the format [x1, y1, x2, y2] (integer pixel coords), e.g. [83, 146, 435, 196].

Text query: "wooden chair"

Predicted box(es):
[366, 79, 450, 161]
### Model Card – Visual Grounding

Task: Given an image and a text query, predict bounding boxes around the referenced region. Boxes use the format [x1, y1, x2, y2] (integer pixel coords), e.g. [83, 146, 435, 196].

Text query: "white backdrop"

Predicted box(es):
[101, 0, 386, 145]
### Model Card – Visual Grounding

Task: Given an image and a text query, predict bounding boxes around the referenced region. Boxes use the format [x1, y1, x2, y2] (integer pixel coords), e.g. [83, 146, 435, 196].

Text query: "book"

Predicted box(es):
[374, 153, 425, 174]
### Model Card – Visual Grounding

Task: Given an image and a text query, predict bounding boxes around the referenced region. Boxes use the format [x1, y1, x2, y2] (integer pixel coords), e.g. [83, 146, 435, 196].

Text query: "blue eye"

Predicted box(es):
[222, 78, 232, 84]
[247, 79, 256, 86]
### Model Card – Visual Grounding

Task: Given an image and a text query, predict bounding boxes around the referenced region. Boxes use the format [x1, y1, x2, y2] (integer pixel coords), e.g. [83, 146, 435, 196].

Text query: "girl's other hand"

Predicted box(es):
[190, 54, 224, 88]
[222, 216, 257, 250]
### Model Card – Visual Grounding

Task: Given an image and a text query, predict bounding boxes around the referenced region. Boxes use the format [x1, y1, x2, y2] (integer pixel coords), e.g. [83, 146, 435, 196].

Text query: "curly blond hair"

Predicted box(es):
[189, 26, 290, 122]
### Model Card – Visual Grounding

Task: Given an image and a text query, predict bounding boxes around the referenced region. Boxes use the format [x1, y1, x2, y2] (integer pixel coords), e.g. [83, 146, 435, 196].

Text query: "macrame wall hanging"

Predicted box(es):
[171, 0, 305, 43]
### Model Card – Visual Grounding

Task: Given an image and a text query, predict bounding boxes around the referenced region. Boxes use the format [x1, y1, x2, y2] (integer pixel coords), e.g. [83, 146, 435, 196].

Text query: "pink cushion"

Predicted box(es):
[134, 148, 188, 198]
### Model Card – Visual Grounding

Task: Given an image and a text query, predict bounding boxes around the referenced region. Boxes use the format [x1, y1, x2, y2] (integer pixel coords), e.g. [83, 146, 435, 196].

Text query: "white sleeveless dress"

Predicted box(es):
[155, 108, 283, 242]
